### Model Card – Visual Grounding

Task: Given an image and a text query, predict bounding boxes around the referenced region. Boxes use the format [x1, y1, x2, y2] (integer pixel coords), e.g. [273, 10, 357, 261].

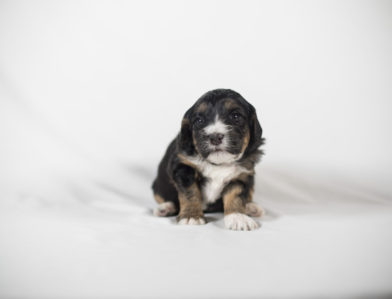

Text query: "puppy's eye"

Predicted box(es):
[230, 112, 242, 122]
[193, 116, 205, 127]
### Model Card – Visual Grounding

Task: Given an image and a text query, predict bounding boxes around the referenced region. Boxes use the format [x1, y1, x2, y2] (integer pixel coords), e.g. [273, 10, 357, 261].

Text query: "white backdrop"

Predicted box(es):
[1, 1, 392, 298]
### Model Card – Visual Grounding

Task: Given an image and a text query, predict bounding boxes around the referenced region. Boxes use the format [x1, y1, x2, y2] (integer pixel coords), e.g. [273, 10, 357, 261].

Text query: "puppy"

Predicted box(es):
[152, 89, 265, 230]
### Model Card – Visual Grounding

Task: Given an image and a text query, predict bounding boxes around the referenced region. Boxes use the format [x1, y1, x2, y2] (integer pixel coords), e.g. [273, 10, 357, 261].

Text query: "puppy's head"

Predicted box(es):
[179, 89, 263, 165]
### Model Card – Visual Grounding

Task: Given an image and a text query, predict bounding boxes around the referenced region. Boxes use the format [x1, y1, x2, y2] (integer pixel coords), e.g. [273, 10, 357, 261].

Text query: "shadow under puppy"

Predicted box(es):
[152, 89, 265, 230]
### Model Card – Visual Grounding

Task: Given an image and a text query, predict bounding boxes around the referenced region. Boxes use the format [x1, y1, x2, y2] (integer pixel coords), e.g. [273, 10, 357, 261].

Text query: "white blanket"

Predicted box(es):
[1, 96, 392, 298]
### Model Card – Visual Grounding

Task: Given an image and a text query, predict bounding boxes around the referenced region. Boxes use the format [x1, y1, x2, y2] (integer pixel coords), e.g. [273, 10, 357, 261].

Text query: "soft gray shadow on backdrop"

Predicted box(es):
[87, 163, 392, 220]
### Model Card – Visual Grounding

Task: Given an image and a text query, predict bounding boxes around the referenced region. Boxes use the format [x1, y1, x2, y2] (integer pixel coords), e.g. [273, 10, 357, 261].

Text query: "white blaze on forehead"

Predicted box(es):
[203, 115, 228, 135]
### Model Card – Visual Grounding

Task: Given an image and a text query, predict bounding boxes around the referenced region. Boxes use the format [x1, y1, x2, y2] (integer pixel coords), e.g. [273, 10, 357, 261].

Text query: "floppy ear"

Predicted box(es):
[245, 104, 264, 155]
[178, 111, 196, 156]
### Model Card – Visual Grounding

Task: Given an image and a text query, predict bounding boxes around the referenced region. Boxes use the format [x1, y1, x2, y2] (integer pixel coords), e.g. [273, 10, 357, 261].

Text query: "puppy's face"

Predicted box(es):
[180, 90, 262, 165]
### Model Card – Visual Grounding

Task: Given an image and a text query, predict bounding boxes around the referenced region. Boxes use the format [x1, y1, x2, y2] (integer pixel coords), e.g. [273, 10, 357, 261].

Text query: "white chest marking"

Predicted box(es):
[187, 157, 251, 203]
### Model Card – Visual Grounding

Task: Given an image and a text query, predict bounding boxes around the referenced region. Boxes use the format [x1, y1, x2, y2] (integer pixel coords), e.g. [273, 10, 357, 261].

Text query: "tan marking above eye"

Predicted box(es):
[196, 102, 208, 113]
[224, 98, 241, 110]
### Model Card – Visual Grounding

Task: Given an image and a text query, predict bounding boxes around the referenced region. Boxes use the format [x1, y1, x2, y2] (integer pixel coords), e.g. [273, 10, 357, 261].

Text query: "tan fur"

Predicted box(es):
[154, 193, 165, 204]
[247, 186, 254, 203]
[196, 102, 208, 113]
[178, 153, 197, 168]
[236, 172, 254, 183]
[181, 118, 190, 127]
[224, 98, 240, 110]
[223, 185, 245, 215]
[192, 134, 201, 155]
[241, 129, 250, 154]
[177, 183, 204, 221]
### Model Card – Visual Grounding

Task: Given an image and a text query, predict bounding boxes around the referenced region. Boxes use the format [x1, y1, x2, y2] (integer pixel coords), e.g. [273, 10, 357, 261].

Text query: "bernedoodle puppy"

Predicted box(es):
[152, 89, 265, 230]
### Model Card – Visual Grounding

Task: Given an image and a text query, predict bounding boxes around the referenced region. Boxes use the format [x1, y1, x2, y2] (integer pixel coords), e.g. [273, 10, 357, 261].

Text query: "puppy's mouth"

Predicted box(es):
[209, 146, 225, 153]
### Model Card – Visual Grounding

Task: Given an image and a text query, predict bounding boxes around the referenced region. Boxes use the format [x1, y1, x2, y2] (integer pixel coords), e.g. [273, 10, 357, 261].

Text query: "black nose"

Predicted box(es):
[209, 133, 224, 146]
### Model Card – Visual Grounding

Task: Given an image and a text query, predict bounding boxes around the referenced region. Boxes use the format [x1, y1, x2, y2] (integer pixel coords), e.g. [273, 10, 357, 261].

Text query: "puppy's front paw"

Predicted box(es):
[224, 213, 260, 231]
[178, 217, 206, 225]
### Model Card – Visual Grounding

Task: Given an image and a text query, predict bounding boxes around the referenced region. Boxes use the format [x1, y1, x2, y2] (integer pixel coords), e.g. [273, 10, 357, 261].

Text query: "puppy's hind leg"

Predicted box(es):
[245, 202, 264, 218]
[153, 194, 177, 217]
[154, 202, 177, 217]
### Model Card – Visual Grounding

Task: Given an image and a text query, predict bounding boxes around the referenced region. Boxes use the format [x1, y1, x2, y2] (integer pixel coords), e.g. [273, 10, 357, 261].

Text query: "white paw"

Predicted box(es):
[153, 202, 176, 217]
[178, 217, 206, 225]
[245, 202, 264, 218]
[224, 213, 260, 231]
